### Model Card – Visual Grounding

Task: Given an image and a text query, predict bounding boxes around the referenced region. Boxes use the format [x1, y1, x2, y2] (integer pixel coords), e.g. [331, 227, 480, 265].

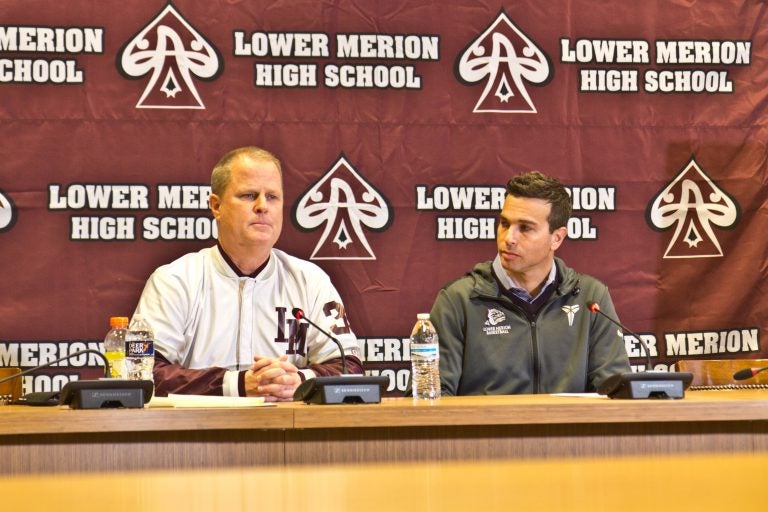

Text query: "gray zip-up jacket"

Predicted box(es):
[430, 257, 631, 395]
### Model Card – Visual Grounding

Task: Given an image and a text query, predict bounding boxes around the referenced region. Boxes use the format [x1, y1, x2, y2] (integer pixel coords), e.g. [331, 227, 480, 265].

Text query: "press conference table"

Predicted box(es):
[1, 390, 767, 475]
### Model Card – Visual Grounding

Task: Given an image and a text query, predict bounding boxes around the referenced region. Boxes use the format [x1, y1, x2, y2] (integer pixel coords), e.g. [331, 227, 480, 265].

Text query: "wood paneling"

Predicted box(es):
[284, 421, 768, 464]
[677, 358, 768, 387]
[1, 390, 767, 475]
[0, 430, 286, 473]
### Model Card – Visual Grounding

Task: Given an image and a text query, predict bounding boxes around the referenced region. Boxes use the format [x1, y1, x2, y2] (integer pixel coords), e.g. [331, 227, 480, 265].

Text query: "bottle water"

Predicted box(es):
[125, 315, 155, 382]
[410, 313, 441, 400]
[103, 316, 129, 379]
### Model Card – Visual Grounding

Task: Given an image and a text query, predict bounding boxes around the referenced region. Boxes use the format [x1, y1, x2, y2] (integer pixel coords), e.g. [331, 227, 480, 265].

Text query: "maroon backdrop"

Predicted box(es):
[1, 0, 766, 395]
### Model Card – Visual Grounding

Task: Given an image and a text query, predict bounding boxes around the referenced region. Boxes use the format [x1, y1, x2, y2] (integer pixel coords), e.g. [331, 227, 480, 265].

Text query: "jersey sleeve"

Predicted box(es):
[152, 352, 228, 396]
[302, 274, 363, 369]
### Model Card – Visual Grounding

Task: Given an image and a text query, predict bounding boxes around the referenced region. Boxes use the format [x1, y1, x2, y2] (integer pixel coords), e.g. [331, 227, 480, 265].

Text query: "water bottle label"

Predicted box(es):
[126, 340, 154, 357]
[410, 344, 439, 362]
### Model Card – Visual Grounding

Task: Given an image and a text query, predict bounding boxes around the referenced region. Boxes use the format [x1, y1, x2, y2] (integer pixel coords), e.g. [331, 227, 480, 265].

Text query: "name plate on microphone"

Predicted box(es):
[293, 375, 390, 405]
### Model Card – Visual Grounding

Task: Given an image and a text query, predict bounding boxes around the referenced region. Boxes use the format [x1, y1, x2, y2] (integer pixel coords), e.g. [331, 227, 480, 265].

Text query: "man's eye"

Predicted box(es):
[241, 193, 256, 200]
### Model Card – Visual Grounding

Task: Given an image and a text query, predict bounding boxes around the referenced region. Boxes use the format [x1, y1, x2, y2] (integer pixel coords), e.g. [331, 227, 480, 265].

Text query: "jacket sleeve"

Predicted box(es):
[430, 286, 467, 396]
[586, 288, 632, 391]
[153, 352, 364, 397]
[308, 355, 364, 377]
[152, 352, 227, 397]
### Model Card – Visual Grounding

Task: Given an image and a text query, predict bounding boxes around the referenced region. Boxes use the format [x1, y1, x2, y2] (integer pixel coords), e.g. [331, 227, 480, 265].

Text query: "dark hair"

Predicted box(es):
[505, 171, 572, 231]
[211, 146, 282, 196]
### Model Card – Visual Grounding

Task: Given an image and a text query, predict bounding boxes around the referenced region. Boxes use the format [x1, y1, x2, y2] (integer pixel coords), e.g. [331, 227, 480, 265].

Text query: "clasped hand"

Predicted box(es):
[245, 355, 301, 402]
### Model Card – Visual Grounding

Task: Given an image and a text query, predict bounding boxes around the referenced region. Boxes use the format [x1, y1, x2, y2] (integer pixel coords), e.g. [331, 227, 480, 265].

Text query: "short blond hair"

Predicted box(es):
[211, 146, 282, 195]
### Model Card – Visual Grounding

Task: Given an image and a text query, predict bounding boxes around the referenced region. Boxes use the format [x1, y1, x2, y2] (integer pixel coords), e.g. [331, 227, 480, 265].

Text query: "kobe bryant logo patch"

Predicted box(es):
[646, 156, 740, 259]
[455, 10, 552, 114]
[292, 154, 392, 260]
[0, 189, 17, 232]
[561, 305, 580, 327]
[117, 3, 223, 109]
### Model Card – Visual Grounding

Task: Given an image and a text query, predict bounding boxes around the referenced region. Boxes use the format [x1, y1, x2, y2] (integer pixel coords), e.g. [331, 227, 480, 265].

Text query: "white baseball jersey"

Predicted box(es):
[133, 246, 360, 396]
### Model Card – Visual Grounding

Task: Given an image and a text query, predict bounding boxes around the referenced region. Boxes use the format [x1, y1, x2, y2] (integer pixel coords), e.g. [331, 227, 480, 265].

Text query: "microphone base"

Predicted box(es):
[293, 375, 390, 405]
[59, 379, 155, 409]
[598, 372, 693, 399]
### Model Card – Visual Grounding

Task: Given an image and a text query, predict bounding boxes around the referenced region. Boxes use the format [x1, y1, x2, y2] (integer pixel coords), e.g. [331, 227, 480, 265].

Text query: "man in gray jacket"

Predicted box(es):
[430, 171, 630, 395]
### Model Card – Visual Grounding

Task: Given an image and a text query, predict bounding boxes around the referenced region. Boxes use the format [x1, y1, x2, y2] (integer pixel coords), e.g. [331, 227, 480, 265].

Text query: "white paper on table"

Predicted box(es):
[550, 393, 607, 398]
[148, 394, 273, 408]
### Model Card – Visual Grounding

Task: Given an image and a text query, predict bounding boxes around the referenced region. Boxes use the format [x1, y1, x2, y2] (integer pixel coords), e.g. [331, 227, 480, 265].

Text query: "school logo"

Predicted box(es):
[455, 10, 552, 113]
[292, 154, 392, 260]
[483, 308, 511, 336]
[0, 189, 17, 232]
[647, 156, 740, 259]
[117, 3, 223, 109]
[561, 305, 579, 326]
[485, 308, 506, 326]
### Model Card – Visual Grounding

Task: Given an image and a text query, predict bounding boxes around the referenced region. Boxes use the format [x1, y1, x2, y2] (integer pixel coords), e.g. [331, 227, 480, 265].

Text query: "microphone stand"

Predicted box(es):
[0, 349, 110, 385]
[587, 302, 692, 399]
[1, 349, 153, 408]
[291, 308, 388, 404]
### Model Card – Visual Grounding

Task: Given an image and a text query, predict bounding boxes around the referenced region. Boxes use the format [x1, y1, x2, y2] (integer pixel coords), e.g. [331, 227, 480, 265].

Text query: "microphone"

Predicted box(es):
[0, 349, 153, 408]
[292, 307, 346, 374]
[587, 301, 652, 371]
[290, 307, 388, 405]
[586, 301, 692, 399]
[0, 349, 110, 386]
[733, 366, 768, 381]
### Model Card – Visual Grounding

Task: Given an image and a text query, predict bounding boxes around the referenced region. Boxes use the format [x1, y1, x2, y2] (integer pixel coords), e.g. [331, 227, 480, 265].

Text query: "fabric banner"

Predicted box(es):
[1, 0, 765, 395]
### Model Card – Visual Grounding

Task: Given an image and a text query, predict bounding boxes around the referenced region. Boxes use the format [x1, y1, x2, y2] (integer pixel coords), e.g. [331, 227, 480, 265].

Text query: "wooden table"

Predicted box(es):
[1, 453, 765, 511]
[1, 390, 767, 474]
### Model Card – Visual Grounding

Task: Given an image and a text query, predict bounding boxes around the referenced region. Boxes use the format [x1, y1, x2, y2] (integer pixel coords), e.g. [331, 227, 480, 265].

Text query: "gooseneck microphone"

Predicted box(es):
[290, 307, 388, 404]
[0, 349, 154, 409]
[733, 366, 768, 381]
[586, 301, 693, 399]
[587, 301, 652, 371]
[292, 307, 347, 374]
[0, 348, 110, 386]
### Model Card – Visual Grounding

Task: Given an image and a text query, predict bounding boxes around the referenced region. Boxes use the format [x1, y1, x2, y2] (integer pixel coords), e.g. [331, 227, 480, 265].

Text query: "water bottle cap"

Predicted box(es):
[109, 316, 129, 328]
[416, 313, 430, 320]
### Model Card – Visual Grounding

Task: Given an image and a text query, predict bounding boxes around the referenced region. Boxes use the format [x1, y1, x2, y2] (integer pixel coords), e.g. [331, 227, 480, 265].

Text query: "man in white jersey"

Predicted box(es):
[133, 147, 362, 401]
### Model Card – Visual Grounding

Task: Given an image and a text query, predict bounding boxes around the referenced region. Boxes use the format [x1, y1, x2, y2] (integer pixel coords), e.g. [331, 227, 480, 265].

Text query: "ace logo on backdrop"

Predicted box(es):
[117, 3, 223, 109]
[0, 190, 17, 232]
[292, 155, 392, 260]
[647, 156, 740, 258]
[455, 10, 552, 113]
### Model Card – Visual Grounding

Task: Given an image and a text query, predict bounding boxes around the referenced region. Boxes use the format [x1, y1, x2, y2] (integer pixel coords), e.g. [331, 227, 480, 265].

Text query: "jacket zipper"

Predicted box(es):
[529, 319, 539, 394]
[236, 279, 245, 369]
[480, 295, 542, 393]
[477, 273, 579, 394]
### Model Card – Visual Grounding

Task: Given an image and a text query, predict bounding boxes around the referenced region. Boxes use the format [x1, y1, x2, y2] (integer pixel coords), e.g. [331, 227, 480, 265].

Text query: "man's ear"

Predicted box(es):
[550, 226, 567, 250]
[209, 193, 221, 219]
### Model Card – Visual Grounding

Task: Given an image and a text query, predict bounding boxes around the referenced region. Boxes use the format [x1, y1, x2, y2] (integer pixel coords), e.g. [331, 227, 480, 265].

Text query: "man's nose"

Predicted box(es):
[252, 195, 268, 211]
[503, 228, 518, 245]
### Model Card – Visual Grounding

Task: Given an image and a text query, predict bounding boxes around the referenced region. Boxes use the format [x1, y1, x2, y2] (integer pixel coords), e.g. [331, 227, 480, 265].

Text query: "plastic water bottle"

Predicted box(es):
[410, 313, 441, 400]
[125, 315, 155, 382]
[104, 316, 129, 379]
